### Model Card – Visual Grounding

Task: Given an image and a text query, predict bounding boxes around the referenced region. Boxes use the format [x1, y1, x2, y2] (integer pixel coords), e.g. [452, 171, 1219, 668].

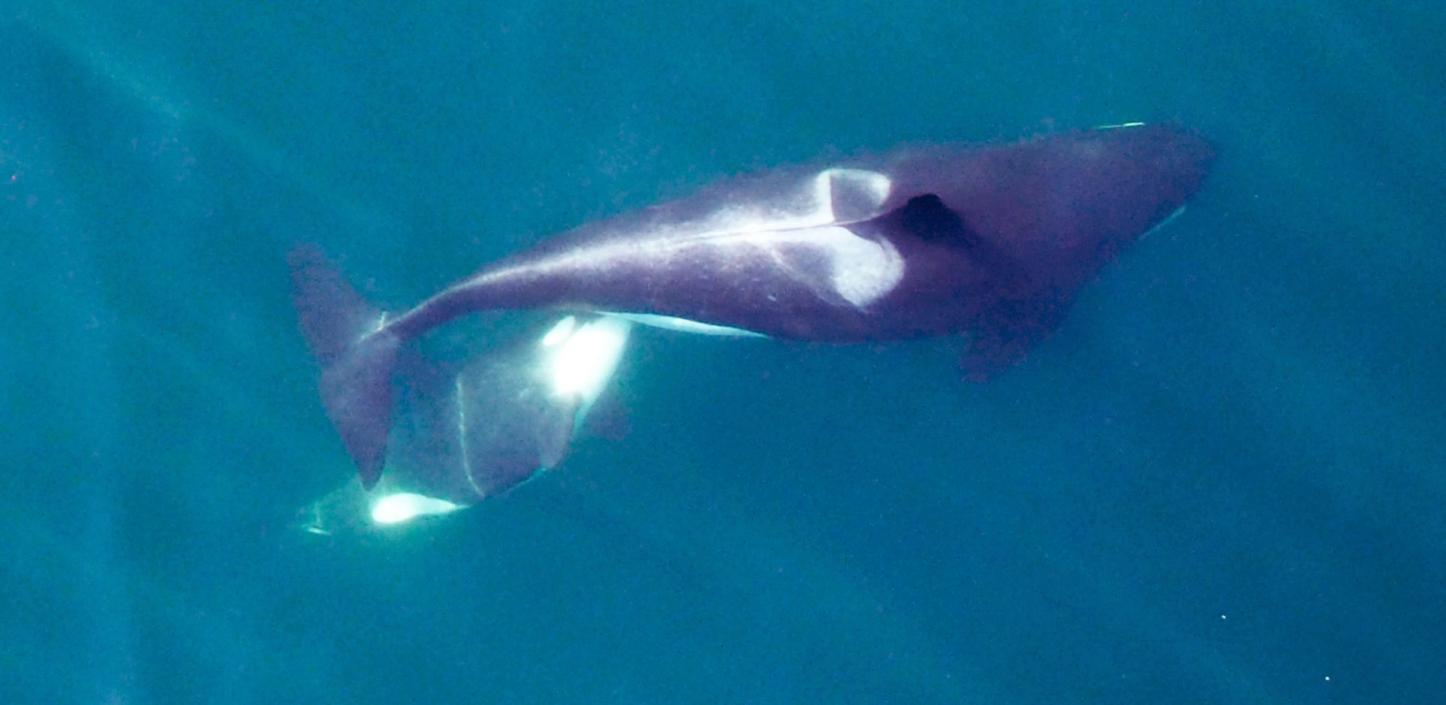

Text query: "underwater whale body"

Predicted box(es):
[296, 315, 633, 529]
[291, 123, 1214, 489]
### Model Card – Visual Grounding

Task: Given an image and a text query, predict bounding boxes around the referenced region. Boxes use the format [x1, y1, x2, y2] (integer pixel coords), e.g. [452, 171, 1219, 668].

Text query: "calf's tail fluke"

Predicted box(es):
[288, 245, 399, 489]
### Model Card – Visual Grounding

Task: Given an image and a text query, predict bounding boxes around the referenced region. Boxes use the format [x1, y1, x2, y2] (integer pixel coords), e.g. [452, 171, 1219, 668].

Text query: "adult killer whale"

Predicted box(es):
[291, 123, 1214, 489]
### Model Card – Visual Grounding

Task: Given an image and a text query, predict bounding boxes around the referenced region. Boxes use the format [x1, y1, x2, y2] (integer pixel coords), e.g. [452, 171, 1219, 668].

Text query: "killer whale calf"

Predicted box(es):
[297, 314, 633, 531]
[291, 123, 1214, 490]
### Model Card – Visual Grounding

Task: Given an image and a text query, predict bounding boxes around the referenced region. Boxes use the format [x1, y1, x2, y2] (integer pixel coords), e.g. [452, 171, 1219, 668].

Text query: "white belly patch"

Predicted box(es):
[601, 312, 766, 337]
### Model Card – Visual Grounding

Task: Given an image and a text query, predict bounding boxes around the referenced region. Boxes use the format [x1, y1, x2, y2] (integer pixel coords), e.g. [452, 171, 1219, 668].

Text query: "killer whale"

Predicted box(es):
[297, 314, 633, 529]
[291, 123, 1214, 488]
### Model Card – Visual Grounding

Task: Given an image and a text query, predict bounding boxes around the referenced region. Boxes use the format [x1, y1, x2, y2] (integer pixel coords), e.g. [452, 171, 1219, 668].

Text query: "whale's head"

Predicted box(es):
[890, 123, 1215, 293]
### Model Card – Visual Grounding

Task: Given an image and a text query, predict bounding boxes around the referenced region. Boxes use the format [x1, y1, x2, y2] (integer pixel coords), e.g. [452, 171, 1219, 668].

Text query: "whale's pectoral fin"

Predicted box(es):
[579, 381, 632, 441]
[960, 297, 1065, 382]
[453, 361, 577, 496]
[289, 246, 398, 489]
[959, 329, 1035, 382]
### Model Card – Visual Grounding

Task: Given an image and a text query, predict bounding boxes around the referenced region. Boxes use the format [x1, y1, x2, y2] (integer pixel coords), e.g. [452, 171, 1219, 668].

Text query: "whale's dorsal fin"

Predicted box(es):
[892, 194, 982, 247]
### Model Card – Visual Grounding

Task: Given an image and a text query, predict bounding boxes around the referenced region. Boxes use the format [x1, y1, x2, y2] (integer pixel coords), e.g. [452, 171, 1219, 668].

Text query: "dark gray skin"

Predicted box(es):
[291, 124, 1214, 488]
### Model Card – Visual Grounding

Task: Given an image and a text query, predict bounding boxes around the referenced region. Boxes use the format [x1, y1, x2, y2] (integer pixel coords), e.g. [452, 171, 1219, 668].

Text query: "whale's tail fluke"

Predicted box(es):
[288, 246, 398, 489]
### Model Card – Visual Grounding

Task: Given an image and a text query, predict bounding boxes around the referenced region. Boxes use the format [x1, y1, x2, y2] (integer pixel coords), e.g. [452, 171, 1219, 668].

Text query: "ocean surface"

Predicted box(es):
[3, 2, 1443, 703]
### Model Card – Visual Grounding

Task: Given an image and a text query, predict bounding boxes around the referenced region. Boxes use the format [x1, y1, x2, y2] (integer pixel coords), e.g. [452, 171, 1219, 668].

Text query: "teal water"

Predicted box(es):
[3, 2, 1443, 703]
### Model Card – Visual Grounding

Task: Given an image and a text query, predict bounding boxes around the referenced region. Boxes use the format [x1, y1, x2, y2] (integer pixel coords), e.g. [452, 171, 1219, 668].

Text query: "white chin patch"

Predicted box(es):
[812, 226, 905, 307]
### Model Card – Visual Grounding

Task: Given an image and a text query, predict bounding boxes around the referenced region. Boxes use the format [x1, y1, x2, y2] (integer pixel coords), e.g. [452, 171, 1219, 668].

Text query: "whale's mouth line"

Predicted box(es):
[1140, 204, 1188, 241]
